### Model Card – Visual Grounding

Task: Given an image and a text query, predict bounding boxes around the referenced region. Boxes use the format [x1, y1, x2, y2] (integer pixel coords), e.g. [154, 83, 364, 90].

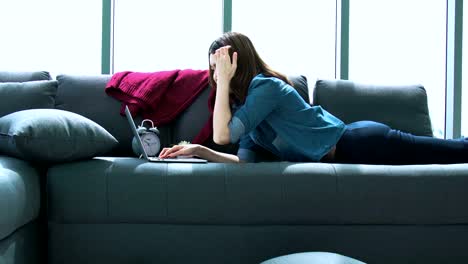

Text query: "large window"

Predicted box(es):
[232, 0, 337, 101]
[349, 0, 446, 138]
[462, 1, 468, 136]
[113, 0, 222, 72]
[0, 1, 102, 77]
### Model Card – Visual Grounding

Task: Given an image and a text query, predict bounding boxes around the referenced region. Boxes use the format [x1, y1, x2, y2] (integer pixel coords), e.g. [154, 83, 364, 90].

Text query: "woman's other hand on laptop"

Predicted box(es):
[159, 144, 201, 159]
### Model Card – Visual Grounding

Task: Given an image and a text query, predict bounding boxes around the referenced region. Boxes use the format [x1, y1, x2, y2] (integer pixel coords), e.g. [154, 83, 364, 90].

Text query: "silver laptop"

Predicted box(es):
[125, 105, 207, 163]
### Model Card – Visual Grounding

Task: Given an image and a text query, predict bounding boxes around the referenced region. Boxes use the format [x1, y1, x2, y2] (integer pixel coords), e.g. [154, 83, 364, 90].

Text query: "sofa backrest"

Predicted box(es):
[170, 86, 238, 154]
[53, 74, 229, 157]
[0, 72, 309, 157]
[0, 71, 57, 118]
[172, 75, 310, 155]
[312, 79, 433, 137]
[53, 74, 172, 157]
[0, 71, 51, 82]
[53, 74, 310, 157]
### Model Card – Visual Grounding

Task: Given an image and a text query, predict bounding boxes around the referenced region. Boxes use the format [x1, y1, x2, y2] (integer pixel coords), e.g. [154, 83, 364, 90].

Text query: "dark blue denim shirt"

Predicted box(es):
[229, 74, 346, 162]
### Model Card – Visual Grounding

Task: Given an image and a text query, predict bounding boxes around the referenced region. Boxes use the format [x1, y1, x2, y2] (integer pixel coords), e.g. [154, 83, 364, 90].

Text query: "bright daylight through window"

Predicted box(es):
[113, 0, 222, 72]
[232, 0, 337, 101]
[349, 0, 446, 138]
[0, 1, 102, 77]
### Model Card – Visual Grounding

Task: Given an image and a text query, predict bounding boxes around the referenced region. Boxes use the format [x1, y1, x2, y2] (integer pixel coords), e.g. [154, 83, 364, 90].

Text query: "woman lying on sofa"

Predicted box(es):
[159, 31, 468, 165]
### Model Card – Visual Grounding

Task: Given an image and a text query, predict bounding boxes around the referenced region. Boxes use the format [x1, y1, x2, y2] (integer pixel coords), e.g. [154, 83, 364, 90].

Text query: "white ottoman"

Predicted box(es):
[261, 252, 366, 264]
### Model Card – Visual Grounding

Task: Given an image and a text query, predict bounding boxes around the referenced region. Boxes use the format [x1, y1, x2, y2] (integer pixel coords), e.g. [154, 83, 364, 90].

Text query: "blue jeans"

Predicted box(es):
[334, 121, 468, 165]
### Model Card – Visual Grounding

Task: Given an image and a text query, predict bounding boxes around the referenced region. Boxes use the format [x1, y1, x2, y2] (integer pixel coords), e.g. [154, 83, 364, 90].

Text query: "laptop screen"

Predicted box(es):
[125, 105, 149, 159]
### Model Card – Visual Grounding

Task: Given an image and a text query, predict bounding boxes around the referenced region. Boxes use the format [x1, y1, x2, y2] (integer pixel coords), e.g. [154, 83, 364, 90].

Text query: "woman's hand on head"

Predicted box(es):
[158, 144, 202, 159]
[213, 46, 237, 84]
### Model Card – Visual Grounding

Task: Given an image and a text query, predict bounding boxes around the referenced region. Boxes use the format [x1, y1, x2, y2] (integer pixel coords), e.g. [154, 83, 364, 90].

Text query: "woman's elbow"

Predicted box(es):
[213, 135, 231, 145]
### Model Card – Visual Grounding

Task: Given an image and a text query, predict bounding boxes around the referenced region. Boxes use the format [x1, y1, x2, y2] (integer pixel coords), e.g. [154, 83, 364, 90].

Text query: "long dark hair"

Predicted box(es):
[208, 32, 292, 104]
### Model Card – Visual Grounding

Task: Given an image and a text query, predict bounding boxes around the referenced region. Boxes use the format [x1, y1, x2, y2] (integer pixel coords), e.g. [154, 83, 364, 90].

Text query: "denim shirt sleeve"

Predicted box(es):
[228, 77, 281, 143]
[237, 134, 257, 162]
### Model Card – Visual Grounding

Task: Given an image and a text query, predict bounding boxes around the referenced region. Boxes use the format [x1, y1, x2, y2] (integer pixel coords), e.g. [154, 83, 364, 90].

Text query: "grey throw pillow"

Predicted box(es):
[0, 80, 57, 118]
[0, 109, 119, 163]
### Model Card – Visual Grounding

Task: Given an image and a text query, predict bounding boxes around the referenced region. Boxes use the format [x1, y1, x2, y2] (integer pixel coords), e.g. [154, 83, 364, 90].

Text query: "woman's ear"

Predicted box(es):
[229, 50, 236, 64]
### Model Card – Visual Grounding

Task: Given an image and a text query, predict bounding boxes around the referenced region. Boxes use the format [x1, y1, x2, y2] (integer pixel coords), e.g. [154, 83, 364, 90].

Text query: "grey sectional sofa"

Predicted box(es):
[1, 71, 468, 264]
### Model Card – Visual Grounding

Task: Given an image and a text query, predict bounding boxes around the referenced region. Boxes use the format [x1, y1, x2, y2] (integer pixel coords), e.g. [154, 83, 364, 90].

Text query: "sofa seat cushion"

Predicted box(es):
[47, 158, 468, 225]
[334, 163, 468, 224]
[0, 156, 40, 240]
[47, 158, 338, 224]
[0, 220, 40, 264]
